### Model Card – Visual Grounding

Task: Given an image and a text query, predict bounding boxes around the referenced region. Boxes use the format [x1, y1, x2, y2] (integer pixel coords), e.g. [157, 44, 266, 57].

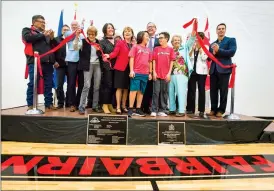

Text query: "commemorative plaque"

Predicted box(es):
[86, 114, 128, 145]
[158, 122, 185, 145]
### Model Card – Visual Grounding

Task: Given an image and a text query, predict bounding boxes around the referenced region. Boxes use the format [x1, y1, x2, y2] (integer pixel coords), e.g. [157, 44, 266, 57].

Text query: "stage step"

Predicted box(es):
[1, 114, 273, 145]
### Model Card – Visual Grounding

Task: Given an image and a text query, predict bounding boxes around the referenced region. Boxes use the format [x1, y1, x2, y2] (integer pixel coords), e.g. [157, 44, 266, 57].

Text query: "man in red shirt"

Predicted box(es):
[151, 32, 175, 117]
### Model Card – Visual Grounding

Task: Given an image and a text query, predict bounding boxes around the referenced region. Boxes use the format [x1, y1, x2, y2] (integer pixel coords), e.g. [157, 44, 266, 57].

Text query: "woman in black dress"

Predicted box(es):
[99, 23, 116, 114]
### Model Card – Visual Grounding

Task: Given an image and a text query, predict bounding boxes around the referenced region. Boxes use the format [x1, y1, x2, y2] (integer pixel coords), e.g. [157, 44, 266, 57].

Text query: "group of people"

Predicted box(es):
[22, 14, 237, 118]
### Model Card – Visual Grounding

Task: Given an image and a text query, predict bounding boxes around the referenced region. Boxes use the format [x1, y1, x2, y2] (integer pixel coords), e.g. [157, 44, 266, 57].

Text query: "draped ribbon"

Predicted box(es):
[25, 29, 110, 79]
[183, 18, 236, 88]
[80, 30, 110, 66]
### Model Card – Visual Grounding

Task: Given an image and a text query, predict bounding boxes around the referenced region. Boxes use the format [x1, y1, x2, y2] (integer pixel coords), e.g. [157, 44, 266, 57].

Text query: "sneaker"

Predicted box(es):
[133, 108, 146, 117]
[158, 112, 168, 117]
[199, 112, 205, 118]
[79, 106, 85, 115]
[150, 112, 157, 117]
[92, 107, 102, 113]
[128, 108, 133, 117]
[143, 108, 151, 115]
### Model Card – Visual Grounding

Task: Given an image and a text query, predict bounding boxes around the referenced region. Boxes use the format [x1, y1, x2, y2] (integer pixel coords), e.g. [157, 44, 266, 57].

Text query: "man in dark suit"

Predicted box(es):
[142, 22, 160, 114]
[54, 24, 70, 109]
[208, 23, 237, 117]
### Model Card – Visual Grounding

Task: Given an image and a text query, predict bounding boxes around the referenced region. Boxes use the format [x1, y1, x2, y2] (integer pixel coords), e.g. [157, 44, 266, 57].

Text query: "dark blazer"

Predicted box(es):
[22, 26, 57, 64]
[54, 36, 66, 68]
[209, 36, 237, 74]
[78, 38, 103, 71]
[109, 40, 132, 71]
[100, 38, 116, 70]
[154, 36, 160, 48]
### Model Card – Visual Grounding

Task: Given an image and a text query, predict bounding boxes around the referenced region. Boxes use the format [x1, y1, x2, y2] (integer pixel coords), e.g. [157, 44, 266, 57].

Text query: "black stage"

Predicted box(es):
[1, 106, 273, 145]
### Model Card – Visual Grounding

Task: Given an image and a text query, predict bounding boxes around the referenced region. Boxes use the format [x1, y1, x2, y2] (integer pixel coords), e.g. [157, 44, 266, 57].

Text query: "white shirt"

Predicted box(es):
[189, 47, 209, 75]
[90, 45, 99, 64]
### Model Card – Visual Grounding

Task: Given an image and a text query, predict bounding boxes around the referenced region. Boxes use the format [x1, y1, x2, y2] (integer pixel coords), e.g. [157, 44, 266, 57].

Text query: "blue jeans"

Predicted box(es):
[26, 63, 53, 107]
[169, 74, 188, 113]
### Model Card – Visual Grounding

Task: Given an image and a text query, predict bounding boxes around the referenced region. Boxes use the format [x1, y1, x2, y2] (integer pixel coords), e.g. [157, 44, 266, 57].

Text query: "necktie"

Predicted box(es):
[148, 37, 153, 51]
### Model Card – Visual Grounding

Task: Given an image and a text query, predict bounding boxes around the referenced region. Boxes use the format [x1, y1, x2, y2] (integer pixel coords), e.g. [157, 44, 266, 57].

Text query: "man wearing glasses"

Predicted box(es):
[142, 22, 160, 114]
[22, 15, 57, 112]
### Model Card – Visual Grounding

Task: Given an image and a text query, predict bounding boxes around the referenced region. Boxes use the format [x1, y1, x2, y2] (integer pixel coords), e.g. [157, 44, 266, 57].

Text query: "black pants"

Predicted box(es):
[142, 80, 153, 111]
[56, 67, 68, 106]
[210, 69, 231, 113]
[67, 62, 84, 107]
[100, 68, 114, 104]
[186, 73, 207, 113]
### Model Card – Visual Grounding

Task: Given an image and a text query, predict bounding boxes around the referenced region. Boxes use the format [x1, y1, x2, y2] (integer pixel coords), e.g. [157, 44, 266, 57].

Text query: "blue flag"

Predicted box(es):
[53, 10, 64, 89]
[58, 9, 64, 36]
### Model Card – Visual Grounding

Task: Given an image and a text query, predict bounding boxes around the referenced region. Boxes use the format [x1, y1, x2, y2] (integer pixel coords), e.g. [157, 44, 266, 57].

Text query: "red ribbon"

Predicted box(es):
[25, 31, 76, 79]
[80, 30, 111, 66]
[183, 18, 236, 88]
[24, 28, 112, 95]
[25, 29, 111, 79]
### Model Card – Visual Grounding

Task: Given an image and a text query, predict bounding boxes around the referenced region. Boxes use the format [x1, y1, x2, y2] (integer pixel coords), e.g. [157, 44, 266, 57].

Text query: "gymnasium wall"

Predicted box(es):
[2, 1, 274, 116]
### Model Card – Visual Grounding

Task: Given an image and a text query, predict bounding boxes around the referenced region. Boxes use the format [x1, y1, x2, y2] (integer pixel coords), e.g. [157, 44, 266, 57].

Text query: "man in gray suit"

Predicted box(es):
[142, 22, 160, 114]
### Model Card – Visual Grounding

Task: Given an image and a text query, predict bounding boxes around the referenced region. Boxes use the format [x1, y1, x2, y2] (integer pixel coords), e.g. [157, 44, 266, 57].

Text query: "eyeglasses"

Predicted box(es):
[36, 20, 45, 24]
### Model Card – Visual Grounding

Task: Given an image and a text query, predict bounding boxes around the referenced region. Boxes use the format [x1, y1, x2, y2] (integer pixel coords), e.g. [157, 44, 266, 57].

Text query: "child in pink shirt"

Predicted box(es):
[128, 31, 152, 117]
[151, 32, 175, 117]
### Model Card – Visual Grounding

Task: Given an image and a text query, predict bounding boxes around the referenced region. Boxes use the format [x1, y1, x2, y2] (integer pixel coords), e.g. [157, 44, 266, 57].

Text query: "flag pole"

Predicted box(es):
[74, 2, 78, 20]
[226, 87, 240, 120]
[225, 68, 240, 120]
[25, 52, 44, 115]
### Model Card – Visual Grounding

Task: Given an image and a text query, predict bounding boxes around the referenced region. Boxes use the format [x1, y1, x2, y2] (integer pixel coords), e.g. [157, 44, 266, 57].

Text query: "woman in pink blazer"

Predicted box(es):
[105, 26, 134, 114]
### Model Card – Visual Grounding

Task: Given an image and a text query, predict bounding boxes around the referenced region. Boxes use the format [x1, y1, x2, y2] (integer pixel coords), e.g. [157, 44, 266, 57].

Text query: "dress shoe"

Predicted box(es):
[207, 111, 216, 116]
[186, 111, 194, 115]
[216, 112, 224, 118]
[27, 106, 33, 111]
[70, 106, 77, 112]
[45, 105, 57, 112]
[57, 104, 64, 109]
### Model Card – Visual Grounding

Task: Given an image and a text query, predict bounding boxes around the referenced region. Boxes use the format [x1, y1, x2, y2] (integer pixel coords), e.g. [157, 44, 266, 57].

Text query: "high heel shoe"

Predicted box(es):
[102, 104, 111, 114]
[108, 104, 116, 113]
[121, 107, 128, 113]
[116, 108, 122, 114]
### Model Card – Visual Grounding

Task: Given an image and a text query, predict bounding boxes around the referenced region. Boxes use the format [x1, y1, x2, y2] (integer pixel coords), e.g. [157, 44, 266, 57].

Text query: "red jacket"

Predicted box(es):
[110, 40, 132, 71]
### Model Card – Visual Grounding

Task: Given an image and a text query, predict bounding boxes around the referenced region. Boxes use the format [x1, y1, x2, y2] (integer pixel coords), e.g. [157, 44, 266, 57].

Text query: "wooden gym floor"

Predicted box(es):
[2, 141, 274, 190]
